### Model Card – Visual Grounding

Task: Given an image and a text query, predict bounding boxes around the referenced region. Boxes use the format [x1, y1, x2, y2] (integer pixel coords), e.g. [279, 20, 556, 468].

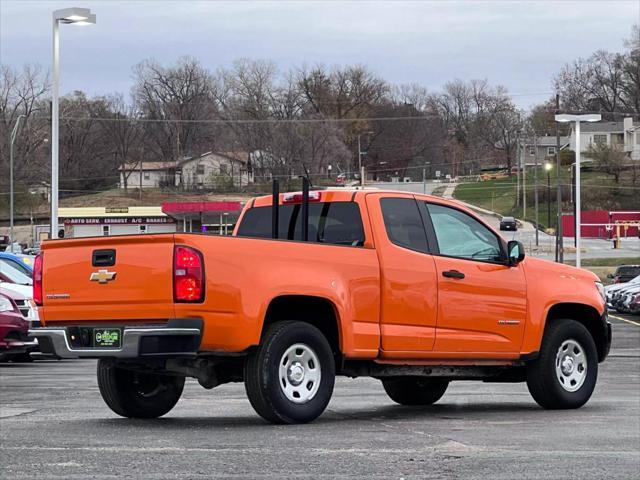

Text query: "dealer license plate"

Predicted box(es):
[93, 328, 122, 348]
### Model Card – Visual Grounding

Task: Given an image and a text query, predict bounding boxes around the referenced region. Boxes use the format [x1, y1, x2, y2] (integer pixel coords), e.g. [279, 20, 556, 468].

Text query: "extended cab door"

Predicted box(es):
[366, 194, 438, 353]
[421, 201, 527, 354]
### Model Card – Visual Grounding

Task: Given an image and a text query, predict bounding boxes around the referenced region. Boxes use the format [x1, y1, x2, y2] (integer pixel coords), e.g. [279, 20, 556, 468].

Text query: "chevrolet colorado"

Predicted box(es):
[30, 187, 611, 423]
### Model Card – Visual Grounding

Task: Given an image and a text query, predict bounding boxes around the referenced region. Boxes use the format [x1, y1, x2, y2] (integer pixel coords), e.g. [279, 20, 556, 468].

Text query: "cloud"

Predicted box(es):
[1, 0, 637, 108]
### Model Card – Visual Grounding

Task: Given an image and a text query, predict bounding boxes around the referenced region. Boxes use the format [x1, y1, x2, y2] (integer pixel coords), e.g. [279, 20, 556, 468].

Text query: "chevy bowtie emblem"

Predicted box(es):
[90, 269, 117, 284]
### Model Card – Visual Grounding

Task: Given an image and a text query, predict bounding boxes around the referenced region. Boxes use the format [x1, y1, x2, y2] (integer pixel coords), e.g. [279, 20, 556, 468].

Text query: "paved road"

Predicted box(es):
[1, 316, 638, 479]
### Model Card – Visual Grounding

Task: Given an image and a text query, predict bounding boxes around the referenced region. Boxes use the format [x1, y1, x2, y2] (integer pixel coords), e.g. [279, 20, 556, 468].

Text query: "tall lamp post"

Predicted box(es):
[555, 113, 601, 268]
[9, 115, 27, 251]
[544, 162, 552, 232]
[51, 7, 96, 239]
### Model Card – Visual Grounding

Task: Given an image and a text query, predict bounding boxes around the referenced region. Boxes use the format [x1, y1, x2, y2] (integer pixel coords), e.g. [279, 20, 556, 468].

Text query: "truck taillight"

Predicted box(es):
[33, 254, 43, 306]
[173, 246, 204, 303]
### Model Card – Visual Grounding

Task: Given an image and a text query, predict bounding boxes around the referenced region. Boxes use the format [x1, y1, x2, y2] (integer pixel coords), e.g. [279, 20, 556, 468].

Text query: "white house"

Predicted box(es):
[623, 117, 640, 161]
[178, 151, 252, 189]
[119, 151, 254, 190]
[518, 136, 570, 170]
[569, 117, 639, 160]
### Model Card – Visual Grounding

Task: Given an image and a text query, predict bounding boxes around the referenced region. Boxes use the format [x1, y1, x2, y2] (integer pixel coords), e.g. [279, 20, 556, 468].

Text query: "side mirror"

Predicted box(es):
[606, 273, 613, 279]
[507, 240, 525, 266]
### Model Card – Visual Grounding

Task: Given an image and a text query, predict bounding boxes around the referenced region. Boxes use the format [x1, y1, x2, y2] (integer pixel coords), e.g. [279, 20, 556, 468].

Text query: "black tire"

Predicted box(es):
[382, 377, 449, 406]
[97, 359, 185, 418]
[526, 319, 598, 409]
[244, 321, 335, 424]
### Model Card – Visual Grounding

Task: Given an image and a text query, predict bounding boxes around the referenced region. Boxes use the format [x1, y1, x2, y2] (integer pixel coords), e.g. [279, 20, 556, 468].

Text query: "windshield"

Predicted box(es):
[0, 261, 33, 286]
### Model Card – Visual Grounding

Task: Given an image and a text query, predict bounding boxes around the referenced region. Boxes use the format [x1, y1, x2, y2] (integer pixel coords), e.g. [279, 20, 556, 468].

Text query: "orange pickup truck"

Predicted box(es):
[30, 188, 611, 424]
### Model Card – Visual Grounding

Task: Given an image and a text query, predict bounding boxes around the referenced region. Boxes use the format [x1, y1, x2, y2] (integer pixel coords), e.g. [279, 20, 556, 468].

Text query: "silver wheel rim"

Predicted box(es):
[278, 343, 321, 404]
[555, 339, 587, 392]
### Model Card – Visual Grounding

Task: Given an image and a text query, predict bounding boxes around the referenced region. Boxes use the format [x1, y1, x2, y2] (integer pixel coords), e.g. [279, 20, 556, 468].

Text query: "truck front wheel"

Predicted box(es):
[526, 319, 598, 409]
[244, 321, 335, 424]
[97, 359, 185, 418]
[382, 377, 449, 406]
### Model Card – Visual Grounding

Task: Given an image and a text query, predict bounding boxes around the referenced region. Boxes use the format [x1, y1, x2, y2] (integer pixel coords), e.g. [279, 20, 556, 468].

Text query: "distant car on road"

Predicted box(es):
[607, 265, 640, 284]
[499, 216, 517, 231]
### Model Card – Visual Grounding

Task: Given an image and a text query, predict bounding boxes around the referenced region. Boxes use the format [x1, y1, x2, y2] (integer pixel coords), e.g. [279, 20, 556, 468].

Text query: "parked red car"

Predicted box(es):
[0, 293, 32, 362]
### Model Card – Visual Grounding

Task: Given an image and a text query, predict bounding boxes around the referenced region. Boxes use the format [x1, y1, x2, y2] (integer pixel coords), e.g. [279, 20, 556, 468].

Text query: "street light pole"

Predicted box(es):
[545, 162, 552, 232]
[555, 113, 601, 268]
[515, 131, 520, 207]
[51, 7, 96, 239]
[534, 135, 539, 246]
[522, 141, 527, 219]
[9, 115, 27, 251]
[575, 120, 581, 265]
[51, 15, 60, 240]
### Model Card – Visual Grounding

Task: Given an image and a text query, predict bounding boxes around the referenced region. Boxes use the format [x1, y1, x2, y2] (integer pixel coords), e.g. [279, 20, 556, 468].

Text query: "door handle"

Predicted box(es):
[442, 270, 465, 279]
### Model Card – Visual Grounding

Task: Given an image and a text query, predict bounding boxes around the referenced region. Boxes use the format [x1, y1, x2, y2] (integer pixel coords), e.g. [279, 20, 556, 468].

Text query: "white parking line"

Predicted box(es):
[609, 314, 640, 327]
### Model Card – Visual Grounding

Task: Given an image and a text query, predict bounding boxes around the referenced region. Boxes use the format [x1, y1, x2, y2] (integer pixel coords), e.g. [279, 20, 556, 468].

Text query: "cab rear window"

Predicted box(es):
[237, 202, 365, 246]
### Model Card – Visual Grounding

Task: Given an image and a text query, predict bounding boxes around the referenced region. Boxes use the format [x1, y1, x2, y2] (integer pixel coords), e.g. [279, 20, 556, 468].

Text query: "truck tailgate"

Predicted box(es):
[40, 234, 176, 324]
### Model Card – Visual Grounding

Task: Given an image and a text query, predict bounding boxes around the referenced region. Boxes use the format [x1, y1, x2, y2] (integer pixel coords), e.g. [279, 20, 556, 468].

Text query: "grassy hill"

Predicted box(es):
[454, 170, 639, 230]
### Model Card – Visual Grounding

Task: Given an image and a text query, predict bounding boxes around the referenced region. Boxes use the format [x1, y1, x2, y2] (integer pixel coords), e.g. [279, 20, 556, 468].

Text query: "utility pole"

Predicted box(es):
[9, 115, 27, 251]
[422, 168, 426, 194]
[572, 164, 577, 248]
[555, 94, 563, 262]
[516, 131, 520, 207]
[534, 134, 539, 246]
[522, 139, 527, 220]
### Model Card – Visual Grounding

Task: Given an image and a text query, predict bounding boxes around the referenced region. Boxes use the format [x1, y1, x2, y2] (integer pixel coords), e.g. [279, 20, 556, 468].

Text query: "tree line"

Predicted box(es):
[1, 25, 638, 198]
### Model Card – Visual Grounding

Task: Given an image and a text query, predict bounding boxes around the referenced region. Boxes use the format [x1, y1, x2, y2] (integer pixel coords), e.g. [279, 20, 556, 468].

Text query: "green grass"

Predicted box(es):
[431, 185, 447, 197]
[453, 170, 639, 231]
[454, 177, 519, 216]
[563, 257, 640, 267]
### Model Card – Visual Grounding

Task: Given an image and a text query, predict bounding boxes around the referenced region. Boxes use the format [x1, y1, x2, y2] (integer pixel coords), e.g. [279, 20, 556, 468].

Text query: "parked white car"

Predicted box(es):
[605, 275, 640, 308]
[0, 262, 39, 323]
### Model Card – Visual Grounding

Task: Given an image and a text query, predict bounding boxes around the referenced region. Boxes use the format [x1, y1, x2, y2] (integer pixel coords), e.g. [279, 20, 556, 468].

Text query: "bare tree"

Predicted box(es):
[101, 94, 142, 193]
[0, 65, 50, 186]
[132, 57, 217, 160]
[58, 92, 116, 192]
[555, 49, 634, 115]
[583, 142, 627, 184]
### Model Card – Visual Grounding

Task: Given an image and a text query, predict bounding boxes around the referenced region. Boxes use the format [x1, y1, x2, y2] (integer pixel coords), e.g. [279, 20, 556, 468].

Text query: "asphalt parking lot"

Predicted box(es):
[1, 315, 639, 479]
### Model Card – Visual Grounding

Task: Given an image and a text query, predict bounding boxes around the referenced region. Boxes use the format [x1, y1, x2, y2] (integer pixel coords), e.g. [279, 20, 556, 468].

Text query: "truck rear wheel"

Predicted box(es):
[244, 321, 335, 424]
[526, 319, 598, 409]
[97, 359, 185, 418]
[382, 377, 449, 406]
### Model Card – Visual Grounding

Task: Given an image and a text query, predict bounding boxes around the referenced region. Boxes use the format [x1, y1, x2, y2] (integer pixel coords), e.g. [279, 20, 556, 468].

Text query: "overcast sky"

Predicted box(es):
[1, 0, 638, 109]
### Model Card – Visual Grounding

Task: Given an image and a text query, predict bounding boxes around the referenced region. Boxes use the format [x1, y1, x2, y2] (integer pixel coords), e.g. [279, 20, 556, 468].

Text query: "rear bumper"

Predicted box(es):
[28, 319, 203, 359]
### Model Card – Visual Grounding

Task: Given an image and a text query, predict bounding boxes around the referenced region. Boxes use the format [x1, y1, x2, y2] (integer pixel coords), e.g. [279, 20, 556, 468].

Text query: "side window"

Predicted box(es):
[426, 203, 502, 262]
[380, 198, 428, 253]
